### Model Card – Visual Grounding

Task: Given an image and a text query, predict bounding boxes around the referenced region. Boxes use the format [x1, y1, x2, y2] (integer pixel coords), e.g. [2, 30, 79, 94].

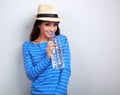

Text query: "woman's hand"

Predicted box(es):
[46, 41, 54, 59]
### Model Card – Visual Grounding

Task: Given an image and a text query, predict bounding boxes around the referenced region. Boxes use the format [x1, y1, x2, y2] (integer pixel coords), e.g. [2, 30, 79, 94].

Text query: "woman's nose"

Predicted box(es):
[50, 26, 55, 32]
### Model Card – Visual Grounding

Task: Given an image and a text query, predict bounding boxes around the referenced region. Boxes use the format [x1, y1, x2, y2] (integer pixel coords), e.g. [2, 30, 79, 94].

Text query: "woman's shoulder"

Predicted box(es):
[58, 34, 68, 41]
[58, 34, 67, 39]
[22, 41, 32, 48]
[22, 41, 31, 45]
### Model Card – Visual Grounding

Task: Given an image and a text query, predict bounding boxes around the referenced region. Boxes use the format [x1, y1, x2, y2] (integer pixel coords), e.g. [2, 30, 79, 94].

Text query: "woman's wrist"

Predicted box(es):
[47, 52, 51, 59]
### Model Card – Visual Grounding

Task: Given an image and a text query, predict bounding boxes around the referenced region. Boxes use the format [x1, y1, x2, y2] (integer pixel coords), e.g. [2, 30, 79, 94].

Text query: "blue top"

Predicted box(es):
[22, 34, 71, 95]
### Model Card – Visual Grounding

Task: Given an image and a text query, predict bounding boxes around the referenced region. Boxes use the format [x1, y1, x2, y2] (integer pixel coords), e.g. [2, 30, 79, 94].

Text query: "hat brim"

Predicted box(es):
[32, 16, 63, 22]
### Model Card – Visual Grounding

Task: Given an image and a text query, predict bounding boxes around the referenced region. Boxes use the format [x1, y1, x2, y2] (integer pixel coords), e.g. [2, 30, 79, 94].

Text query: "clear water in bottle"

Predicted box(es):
[50, 32, 64, 70]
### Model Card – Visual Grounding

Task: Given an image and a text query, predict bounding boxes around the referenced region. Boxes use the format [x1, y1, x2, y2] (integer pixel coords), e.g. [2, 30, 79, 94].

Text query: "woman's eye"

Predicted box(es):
[44, 23, 58, 27]
[54, 23, 58, 26]
[45, 24, 50, 26]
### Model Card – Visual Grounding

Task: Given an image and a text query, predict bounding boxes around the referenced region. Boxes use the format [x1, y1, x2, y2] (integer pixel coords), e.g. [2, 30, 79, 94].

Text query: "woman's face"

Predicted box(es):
[39, 21, 58, 39]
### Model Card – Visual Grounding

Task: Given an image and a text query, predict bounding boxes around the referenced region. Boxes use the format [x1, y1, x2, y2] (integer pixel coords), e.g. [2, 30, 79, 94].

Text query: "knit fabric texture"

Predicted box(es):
[22, 34, 71, 95]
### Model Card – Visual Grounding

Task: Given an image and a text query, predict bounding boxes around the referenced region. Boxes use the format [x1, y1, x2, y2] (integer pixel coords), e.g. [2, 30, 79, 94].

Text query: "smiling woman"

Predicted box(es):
[31, 21, 59, 44]
[22, 4, 71, 95]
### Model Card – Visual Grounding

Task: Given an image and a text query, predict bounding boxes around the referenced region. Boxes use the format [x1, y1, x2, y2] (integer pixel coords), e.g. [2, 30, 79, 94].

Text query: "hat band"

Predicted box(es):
[37, 14, 58, 18]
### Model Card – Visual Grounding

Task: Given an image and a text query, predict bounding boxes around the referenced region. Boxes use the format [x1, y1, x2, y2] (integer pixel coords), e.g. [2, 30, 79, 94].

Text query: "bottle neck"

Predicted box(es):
[52, 32, 55, 38]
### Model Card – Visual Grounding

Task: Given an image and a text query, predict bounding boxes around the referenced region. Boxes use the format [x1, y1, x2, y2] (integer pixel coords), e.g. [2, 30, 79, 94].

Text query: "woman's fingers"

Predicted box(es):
[48, 41, 55, 50]
[46, 41, 55, 58]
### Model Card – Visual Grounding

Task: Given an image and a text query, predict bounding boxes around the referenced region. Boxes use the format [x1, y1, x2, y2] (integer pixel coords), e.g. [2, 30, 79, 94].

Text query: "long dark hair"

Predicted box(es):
[30, 20, 60, 41]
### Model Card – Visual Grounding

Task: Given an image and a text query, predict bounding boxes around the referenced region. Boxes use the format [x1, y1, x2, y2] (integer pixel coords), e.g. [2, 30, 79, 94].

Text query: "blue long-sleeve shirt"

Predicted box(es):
[22, 34, 71, 95]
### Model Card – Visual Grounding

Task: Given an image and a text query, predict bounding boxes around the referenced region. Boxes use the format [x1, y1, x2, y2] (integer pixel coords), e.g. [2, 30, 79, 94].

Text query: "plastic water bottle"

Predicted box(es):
[50, 32, 64, 70]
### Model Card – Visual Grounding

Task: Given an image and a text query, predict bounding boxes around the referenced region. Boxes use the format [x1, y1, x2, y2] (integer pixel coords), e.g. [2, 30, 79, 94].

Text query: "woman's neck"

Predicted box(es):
[34, 35, 48, 43]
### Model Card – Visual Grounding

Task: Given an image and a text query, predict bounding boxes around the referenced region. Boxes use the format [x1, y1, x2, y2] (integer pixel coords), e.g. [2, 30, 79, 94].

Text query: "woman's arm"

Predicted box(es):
[22, 42, 51, 81]
[55, 36, 71, 95]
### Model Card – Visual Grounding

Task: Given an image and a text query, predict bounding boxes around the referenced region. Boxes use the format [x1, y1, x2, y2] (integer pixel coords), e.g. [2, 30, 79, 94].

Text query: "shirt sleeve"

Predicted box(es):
[22, 42, 51, 81]
[55, 36, 71, 95]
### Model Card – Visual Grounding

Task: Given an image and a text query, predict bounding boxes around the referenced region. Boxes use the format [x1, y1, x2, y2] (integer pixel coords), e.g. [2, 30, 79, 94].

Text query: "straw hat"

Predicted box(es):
[32, 4, 63, 22]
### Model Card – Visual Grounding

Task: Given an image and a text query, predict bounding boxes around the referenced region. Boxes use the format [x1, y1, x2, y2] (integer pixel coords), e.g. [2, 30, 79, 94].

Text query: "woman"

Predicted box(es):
[22, 4, 71, 95]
